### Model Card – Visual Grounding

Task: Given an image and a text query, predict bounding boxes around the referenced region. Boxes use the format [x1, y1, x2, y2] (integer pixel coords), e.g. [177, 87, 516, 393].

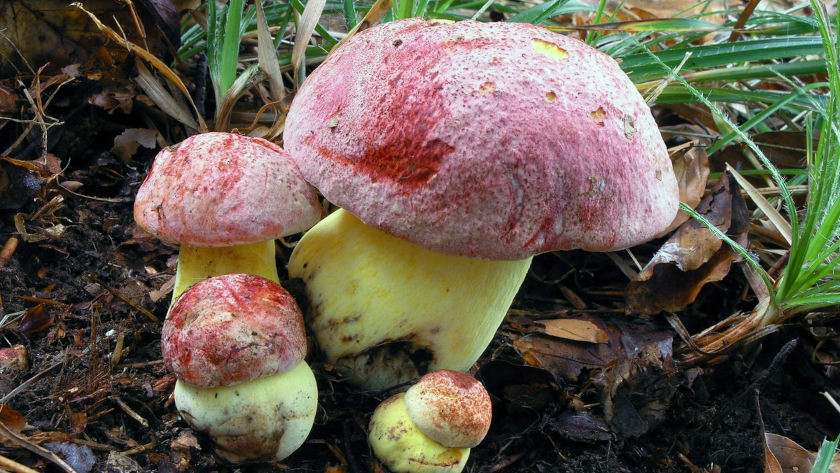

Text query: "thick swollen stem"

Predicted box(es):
[288, 209, 531, 390]
[173, 240, 279, 300]
[174, 361, 318, 463]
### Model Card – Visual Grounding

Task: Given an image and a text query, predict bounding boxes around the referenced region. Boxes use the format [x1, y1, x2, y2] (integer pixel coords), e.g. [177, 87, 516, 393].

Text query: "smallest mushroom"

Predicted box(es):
[162, 273, 317, 463]
[369, 370, 492, 473]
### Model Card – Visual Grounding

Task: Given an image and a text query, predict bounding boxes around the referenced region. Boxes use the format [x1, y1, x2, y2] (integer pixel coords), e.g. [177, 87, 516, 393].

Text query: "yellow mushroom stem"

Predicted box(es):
[288, 209, 531, 391]
[369, 393, 469, 473]
[173, 240, 279, 300]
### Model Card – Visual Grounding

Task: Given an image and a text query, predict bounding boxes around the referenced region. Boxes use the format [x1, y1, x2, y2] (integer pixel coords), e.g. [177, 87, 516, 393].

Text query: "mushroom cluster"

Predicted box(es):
[369, 370, 492, 473]
[163, 273, 318, 463]
[134, 132, 322, 462]
[134, 132, 321, 300]
[284, 19, 680, 390]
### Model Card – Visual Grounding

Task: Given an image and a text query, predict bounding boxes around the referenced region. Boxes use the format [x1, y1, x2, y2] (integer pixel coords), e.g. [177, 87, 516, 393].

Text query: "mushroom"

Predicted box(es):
[162, 273, 318, 463]
[134, 132, 321, 300]
[368, 370, 492, 473]
[285, 19, 679, 390]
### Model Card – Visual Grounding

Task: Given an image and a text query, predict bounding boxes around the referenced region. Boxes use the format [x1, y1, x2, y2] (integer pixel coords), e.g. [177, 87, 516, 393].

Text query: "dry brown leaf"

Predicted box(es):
[657, 123, 712, 235]
[626, 172, 750, 314]
[111, 128, 158, 163]
[0, 404, 27, 445]
[764, 433, 840, 473]
[20, 304, 54, 335]
[538, 319, 608, 344]
[513, 315, 672, 383]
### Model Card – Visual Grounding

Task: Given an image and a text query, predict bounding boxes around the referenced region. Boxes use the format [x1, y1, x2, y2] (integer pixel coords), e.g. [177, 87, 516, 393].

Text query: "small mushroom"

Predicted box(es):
[134, 132, 321, 300]
[369, 370, 492, 473]
[162, 273, 317, 463]
[285, 19, 680, 390]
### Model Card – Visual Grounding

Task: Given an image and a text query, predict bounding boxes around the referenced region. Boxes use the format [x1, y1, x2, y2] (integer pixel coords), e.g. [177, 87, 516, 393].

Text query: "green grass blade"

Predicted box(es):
[777, 1, 839, 302]
[396, 0, 413, 19]
[812, 435, 840, 473]
[620, 37, 825, 82]
[220, 0, 245, 101]
[552, 18, 724, 34]
[343, 0, 358, 29]
[507, 0, 570, 25]
[705, 83, 827, 155]
[634, 60, 827, 88]
[649, 85, 827, 109]
[584, 0, 607, 45]
[413, 0, 432, 18]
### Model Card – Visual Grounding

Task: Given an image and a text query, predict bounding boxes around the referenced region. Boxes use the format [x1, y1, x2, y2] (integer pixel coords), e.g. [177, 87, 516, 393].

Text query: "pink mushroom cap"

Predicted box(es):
[134, 132, 321, 247]
[404, 370, 492, 448]
[284, 19, 679, 260]
[161, 273, 307, 388]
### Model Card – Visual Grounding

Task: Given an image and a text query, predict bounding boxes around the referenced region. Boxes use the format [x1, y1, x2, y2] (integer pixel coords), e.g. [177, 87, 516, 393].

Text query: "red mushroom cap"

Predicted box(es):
[284, 19, 679, 260]
[134, 132, 321, 247]
[404, 370, 492, 448]
[161, 273, 307, 388]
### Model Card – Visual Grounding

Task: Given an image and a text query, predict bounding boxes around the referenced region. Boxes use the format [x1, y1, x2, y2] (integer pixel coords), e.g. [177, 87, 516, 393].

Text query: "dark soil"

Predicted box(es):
[1, 102, 839, 473]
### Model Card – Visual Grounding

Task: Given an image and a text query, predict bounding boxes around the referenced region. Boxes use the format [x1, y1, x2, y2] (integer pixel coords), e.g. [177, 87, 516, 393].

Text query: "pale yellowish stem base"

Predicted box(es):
[288, 209, 531, 390]
[173, 240, 279, 300]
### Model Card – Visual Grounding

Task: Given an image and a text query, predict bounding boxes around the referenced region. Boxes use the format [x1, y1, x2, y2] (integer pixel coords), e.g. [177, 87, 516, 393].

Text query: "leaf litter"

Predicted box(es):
[0, 0, 837, 471]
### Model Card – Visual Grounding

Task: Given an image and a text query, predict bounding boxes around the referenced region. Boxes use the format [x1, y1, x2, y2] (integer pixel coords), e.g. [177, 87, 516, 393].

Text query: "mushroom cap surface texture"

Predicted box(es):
[284, 19, 679, 260]
[162, 273, 307, 388]
[369, 393, 470, 473]
[134, 132, 321, 247]
[404, 370, 491, 448]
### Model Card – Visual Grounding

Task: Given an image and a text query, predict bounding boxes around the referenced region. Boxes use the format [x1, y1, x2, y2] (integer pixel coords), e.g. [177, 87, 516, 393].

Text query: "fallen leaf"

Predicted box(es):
[658, 125, 711, 236]
[764, 433, 840, 473]
[626, 171, 750, 314]
[19, 304, 54, 335]
[538, 318, 609, 344]
[549, 410, 613, 442]
[0, 404, 27, 445]
[513, 315, 673, 383]
[0, 158, 46, 211]
[111, 128, 159, 162]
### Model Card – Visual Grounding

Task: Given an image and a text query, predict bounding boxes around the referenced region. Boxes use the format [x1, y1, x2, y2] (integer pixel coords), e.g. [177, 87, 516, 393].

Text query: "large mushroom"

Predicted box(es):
[285, 19, 679, 390]
[134, 132, 321, 300]
[162, 273, 318, 463]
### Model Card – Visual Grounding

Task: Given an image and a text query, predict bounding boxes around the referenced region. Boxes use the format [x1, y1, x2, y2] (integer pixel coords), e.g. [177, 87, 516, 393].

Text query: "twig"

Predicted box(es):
[342, 421, 361, 473]
[115, 360, 165, 370]
[86, 274, 158, 322]
[121, 436, 158, 456]
[0, 453, 39, 473]
[0, 360, 63, 404]
[0, 238, 19, 268]
[0, 412, 76, 473]
[114, 396, 149, 427]
[70, 437, 118, 451]
[821, 392, 840, 416]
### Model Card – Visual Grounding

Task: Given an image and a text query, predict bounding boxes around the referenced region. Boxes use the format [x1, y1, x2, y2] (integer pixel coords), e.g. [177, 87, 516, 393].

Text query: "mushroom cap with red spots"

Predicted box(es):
[404, 370, 492, 448]
[162, 273, 307, 388]
[134, 132, 321, 247]
[284, 19, 679, 260]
